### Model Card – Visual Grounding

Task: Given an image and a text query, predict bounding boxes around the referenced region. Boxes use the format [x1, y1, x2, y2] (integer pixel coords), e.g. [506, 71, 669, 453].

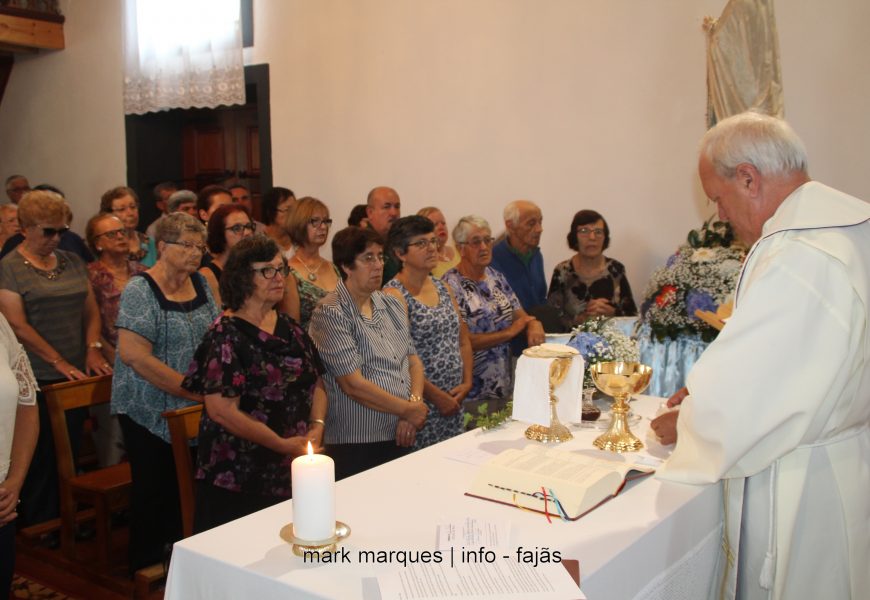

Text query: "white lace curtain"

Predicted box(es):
[704, 0, 784, 127]
[123, 0, 246, 115]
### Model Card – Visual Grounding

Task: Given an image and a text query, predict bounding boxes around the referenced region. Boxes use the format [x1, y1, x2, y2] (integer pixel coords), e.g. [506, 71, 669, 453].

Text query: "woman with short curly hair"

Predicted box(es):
[182, 235, 327, 531]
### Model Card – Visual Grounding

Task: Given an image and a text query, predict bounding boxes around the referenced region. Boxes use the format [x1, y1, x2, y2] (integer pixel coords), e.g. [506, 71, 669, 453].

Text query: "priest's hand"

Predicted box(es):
[667, 386, 689, 408]
[650, 410, 679, 445]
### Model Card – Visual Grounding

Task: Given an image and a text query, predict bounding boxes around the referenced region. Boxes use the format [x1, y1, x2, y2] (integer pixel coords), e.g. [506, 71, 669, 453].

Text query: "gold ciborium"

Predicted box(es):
[522, 347, 574, 443]
[590, 362, 652, 452]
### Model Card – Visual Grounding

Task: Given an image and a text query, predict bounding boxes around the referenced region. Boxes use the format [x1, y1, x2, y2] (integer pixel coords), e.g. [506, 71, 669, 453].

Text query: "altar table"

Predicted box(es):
[165, 396, 723, 600]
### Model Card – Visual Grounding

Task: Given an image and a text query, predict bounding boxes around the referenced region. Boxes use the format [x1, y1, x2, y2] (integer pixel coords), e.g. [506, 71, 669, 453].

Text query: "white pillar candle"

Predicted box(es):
[291, 442, 336, 541]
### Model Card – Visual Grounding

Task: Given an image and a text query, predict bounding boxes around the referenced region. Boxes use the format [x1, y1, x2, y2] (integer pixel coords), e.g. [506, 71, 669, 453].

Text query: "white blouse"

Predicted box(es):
[0, 313, 37, 483]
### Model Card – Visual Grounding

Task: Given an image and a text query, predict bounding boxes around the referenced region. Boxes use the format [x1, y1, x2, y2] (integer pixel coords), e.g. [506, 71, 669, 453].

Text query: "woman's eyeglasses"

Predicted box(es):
[252, 265, 290, 279]
[308, 217, 333, 228]
[577, 227, 605, 238]
[225, 223, 256, 235]
[41, 225, 70, 238]
[357, 252, 386, 265]
[95, 228, 127, 240]
[407, 237, 439, 250]
[164, 240, 207, 254]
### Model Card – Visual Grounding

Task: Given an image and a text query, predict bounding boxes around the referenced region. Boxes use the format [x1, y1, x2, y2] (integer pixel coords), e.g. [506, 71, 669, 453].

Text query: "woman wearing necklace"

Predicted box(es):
[112, 212, 219, 571]
[384, 216, 472, 448]
[182, 236, 327, 531]
[85, 214, 147, 363]
[199, 204, 255, 308]
[99, 186, 158, 267]
[261, 186, 296, 259]
[546, 210, 637, 330]
[417, 207, 459, 278]
[0, 191, 112, 529]
[279, 197, 340, 329]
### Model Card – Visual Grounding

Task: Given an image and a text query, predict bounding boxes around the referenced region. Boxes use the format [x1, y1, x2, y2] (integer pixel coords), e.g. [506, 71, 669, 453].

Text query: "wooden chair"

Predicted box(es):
[43, 374, 131, 566]
[161, 404, 203, 539]
[133, 404, 202, 598]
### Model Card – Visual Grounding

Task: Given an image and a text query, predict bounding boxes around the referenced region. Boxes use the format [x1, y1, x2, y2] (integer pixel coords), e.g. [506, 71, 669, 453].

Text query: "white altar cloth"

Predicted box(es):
[165, 396, 722, 600]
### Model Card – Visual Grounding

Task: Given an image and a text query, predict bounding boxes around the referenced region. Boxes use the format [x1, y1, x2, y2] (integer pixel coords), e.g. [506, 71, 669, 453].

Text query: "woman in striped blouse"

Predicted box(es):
[309, 227, 428, 480]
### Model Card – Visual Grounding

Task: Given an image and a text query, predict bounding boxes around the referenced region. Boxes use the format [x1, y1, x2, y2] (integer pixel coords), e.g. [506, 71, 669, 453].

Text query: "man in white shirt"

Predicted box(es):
[652, 112, 870, 599]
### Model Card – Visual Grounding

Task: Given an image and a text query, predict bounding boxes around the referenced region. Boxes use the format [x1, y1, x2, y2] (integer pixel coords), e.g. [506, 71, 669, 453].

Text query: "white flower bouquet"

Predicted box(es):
[640, 219, 747, 342]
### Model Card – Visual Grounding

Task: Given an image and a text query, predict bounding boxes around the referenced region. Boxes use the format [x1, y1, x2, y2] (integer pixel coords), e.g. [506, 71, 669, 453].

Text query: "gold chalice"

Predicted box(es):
[523, 350, 574, 443]
[590, 362, 652, 452]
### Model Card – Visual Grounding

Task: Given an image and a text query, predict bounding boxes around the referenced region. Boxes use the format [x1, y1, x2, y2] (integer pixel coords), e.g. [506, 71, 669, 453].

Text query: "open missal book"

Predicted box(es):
[466, 446, 654, 520]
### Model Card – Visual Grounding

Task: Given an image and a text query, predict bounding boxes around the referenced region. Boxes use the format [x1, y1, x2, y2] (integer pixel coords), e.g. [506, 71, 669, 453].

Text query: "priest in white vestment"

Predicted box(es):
[652, 112, 870, 600]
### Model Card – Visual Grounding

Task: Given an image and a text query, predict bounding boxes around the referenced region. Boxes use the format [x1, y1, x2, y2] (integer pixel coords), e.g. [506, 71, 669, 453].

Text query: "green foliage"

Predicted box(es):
[464, 400, 514, 430]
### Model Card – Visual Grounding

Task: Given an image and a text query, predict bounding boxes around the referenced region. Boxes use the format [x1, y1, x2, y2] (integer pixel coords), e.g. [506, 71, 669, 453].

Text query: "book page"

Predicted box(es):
[493, 449, 628, 487]
[469, 447, 648, 518]
[377, 558, 584, 600]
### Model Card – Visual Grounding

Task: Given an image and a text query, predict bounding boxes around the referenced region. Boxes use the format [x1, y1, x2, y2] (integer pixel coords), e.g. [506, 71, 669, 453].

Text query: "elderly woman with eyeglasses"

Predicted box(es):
[384, 216, 472, 448]
[99, 186, 158, 267]
[0, 191, 112, 527]
[309, 227, 428, 480]
[279, 197, 341, 330]
[112, 212, 219, 571]
[85, 213, 147, 364]
[182, 236, 327, 531]
[442, 216, 544, 410]
[199, 204, 256, 308]
[546, 209, 637, 330]
[85, 212, 147, 467]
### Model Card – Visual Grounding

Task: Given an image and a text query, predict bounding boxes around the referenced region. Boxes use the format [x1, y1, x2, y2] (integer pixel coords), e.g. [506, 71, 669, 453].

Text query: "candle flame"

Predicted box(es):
[307, 441, 313, 456]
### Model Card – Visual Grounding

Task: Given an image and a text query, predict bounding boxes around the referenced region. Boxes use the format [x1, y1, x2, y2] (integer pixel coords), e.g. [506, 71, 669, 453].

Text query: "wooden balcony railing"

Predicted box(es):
[0, 2, 65, 52]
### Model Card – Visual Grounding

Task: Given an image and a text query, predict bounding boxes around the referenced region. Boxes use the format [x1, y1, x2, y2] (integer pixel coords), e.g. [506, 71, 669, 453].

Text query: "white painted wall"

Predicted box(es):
[0, 0, 126, 223]
[1, 0, 868, 300]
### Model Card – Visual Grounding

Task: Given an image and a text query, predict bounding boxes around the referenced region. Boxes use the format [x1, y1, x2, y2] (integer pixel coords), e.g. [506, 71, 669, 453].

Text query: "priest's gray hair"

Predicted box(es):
[452, 215, 491, 245]
[700, 112, 808, 179]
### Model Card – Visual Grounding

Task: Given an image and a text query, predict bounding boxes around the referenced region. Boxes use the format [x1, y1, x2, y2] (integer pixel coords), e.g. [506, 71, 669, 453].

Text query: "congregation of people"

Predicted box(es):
[2, 111, 867, 599]
[0, 172, 636, 583]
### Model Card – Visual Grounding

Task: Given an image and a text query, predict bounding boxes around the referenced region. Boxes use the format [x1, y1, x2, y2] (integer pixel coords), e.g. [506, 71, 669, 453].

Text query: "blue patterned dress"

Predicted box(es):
[385, 277, 464, 448]
[442, 267, 521, 402]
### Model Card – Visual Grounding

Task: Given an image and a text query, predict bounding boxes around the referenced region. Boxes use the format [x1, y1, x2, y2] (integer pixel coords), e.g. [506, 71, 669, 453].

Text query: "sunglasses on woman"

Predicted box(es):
[41, 225, 70, 238]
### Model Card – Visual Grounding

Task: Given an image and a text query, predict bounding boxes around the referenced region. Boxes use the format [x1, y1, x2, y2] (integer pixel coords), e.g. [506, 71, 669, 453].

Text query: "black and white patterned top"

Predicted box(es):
[308, 280, 416, 445]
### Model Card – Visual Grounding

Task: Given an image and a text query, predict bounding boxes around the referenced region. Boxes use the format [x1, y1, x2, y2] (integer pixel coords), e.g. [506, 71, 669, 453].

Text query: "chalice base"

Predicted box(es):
[593, 411, 644, 453]
[525, 423, 573, 443]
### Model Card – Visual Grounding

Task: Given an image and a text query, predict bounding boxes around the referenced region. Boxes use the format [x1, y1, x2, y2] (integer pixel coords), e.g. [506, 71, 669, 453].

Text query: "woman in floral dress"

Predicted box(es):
[442, 216, 543, 410]
[385, 216, 472, 448]
[183, 235, 327, 532]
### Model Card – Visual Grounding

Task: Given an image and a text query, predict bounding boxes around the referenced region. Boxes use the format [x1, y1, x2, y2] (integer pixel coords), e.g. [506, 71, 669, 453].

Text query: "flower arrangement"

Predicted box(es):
[640, 218, 746, 342]
[567, 317, 639, 389]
